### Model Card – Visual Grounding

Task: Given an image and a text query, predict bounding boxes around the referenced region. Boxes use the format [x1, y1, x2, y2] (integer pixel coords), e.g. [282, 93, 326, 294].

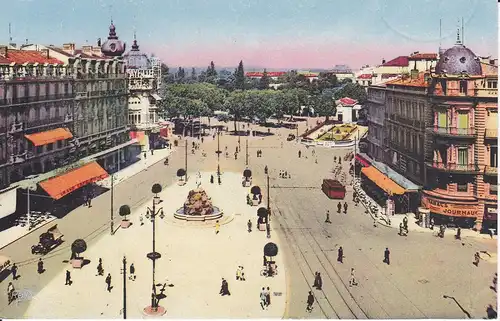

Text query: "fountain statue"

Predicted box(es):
[175, 188, 223, 221]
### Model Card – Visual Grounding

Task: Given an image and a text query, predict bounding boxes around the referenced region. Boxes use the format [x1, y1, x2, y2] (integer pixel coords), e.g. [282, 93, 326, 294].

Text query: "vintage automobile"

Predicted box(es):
[31, 225, 64, 255]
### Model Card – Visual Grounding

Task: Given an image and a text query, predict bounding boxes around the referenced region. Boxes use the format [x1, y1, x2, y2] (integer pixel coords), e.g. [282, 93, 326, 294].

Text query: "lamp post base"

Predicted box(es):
[143, 305, 166, 316]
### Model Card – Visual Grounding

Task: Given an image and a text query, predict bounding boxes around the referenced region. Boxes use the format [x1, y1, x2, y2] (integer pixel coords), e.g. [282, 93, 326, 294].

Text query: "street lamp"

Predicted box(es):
[143, 183, 166, 316]
[266, 173, 271, 238]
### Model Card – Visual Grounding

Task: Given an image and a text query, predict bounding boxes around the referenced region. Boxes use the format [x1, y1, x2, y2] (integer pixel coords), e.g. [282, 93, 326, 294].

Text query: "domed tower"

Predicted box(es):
[101, 21, 126, 57]
[124, 35, 151, 69]
[434, 31, 482, 76]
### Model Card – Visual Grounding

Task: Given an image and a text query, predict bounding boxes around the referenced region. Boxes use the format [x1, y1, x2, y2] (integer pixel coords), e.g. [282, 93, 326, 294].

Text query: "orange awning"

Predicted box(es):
[39, 162, 109, 200]
[361, 166, 406, 195]
[25, 128, 73, 146]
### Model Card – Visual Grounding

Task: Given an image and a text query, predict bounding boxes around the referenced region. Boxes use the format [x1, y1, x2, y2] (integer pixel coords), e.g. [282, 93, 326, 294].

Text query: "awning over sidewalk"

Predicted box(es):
[361, 166, 406, 195]
[25, 128, 73, 146]
[355, 154, 371, 167]
[39, 162, 109, 200]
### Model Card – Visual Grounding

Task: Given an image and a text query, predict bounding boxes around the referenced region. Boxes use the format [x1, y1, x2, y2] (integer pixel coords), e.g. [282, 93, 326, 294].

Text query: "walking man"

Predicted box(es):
[210, 175, 214, 184]
[97, 258, 104, 276]
[455, 227, 462, 240]
[403, 216, 408, 231]
[265, 286, 271, 306]
[65, 270, 72, 285]
[247, 219, 252, 232]
[37, 258, 44, 274]
[313, 272, 323, 290]
[218, 175, 222, 185]
[337, 202, 342, 214]
[474, 252, 481, 267]
[343, 202, 348, 214]
[215, 220, 220, 234]
[260, 287, 267, 310]
[105, 273, 112, 292]
[325, 210, 331, 223]
[383, 247, 390, 265]
[306, 291, 314, 312]
[337, 246, 344, 263]
[129, 263, 136, 281]
[349, 268, 357, 286]
[298, 150, 302, 158]
[7, 282, 15, 304]
[11, 263, 18, 280]
[220, 278, 231, 296]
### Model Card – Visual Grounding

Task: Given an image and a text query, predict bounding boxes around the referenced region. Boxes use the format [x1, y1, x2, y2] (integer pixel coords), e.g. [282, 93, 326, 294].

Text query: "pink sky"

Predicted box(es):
[149, 40, 495, 70]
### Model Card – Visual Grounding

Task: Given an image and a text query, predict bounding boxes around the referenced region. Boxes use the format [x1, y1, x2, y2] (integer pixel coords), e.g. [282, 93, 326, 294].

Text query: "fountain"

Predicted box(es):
[174, 188, 223, 221]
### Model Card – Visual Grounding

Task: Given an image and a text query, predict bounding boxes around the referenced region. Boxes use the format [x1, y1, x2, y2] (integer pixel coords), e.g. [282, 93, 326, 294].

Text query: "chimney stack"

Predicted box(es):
[40, 49, 50, 59]
[82, 45, 93, 56]
[382, 59, 386, 64]
[0, 46, 7, 57]
[62, 43, 75, 55]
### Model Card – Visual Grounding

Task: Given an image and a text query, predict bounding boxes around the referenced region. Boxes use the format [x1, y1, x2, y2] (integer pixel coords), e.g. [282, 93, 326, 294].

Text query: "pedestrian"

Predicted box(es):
[312, 149, 315, 156]
[236, 266, 242, 281]
[298, 150, 301, 158]
[105, 273, 112, 292]
[129, 263, 136, 281]
[337, 202, 342, 214]
[234, 152, 238, 160]
[7, 282, 15, 304]
[143, 151, 147, 159]
[151, 149, 154, 155]
[455, 227, 461, 240]
[403, 216, 408, 231]
[430, 217, 435, 230]
[247, 219, 252, 233]
[260, 287, 267, 310]
[492, 273, 497, 292]
[349, 268, 357, 286]
[325, 210, 331, 223]
[281, 141, 283, 148]
[220, 278, 230, 296]
[383, 247, 390, 265]
[201, 137, 204, 143]
[265, 286, 271, 306]
[87, 191, 93, 208]
[97, 258, 104, 276]
[209, 174, 215, 184]
[264, 165, 268, 175]
[37, 258, 44, 274]
[399, 223, 406, 236]
[65, 270, 72, 285]
[306, 291, 314, 312]
[314, 272, 322, 290]
[218, 175, 221, 185]
[337, 246, 344, 263]
[343, 202, 348, 214]
[11, 263, 18, 280]
[473, 252, 480, 267]
[215, 220, 220, 234]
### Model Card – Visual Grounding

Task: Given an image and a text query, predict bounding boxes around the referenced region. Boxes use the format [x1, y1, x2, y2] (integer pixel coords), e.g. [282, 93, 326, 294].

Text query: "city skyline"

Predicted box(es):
[1, 0, 498, 69]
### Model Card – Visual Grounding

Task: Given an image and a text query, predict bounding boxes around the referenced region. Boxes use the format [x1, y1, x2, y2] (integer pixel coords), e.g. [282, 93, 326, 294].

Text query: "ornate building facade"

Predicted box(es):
[123, 36, 162, 150]
[0, 21, 135, 219]
[422, 38, 498, 231]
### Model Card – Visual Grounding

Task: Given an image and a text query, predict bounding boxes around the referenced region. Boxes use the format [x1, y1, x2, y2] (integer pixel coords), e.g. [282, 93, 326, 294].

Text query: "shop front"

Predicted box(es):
[421, 194, 478, 228]
[483, 204, 497, 232]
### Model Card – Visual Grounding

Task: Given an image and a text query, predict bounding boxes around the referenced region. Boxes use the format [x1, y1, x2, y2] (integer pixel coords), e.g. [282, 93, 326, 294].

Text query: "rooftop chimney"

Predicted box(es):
[82, 45, 93, 56]
[62, 43, 75, 55]
[0, 46, 7, 57]
[40, 49, 50, 59]
[92, 46, 102, 56]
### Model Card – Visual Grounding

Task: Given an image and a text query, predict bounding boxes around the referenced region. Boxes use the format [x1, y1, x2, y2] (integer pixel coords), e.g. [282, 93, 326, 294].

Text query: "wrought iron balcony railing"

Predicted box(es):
[427, 126, 476, 137]
[426, 161, 480, 173]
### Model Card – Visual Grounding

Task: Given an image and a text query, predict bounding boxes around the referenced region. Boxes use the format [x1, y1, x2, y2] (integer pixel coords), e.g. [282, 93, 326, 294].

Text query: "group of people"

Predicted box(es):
[279, 170, 291, 179]
[260, 287, 272, 310]
[399, 216, 409, 236]
[256, 150, 264, 157]
[336, 202, 349, 214]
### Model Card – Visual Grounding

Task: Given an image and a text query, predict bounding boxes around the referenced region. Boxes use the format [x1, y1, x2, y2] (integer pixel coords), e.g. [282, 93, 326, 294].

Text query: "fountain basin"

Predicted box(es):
[174, 206, 223, 221]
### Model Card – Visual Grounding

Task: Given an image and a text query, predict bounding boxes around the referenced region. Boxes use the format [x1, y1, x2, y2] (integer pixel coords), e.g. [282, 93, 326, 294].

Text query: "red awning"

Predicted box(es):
[39, 162, 109, 200]
[25, 128, 73, 146]
[355, 154, 371, 167]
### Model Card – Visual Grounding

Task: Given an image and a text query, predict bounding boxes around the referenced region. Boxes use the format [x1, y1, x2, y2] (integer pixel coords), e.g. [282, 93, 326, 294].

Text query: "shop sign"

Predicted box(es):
[487, 207, 497, 214]
[421, 196, 478, 217]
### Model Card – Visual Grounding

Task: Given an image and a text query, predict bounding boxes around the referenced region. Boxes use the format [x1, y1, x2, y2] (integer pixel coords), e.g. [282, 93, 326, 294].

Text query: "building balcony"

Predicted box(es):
[426, 126, 476, 138]
[425, 161, 480, 173]
[485, 129, 497, 139]
[485, 166, 498, 176]
[9, 122, 23, 133]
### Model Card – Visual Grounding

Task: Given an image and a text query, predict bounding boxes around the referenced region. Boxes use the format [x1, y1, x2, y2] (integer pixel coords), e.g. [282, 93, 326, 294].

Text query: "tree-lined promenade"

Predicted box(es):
[159, 60, 368, 124]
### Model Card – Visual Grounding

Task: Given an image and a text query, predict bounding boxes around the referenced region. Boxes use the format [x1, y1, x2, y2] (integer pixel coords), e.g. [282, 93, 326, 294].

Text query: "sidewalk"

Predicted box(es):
[21, 172, 287, 318]
[353, 178, 497, 241]
[0, 148, 173, 250]
[97, 147, 173, 188]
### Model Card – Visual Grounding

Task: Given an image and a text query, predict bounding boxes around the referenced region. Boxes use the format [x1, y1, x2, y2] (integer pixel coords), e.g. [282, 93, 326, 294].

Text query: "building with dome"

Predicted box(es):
[422, 33, 498, 232]
[360, 31, 497, 232]
[124, 35, 165, 151]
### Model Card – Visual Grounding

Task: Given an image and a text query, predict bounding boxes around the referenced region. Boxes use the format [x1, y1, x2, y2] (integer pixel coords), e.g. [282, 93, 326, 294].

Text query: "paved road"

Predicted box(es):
[0, 117, 497, 319]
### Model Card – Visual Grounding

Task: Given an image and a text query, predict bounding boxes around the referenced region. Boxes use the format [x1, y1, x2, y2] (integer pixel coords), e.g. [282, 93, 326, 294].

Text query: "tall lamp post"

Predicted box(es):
[216, 131, 222, 178]
[266, 173, 271, 238]
[143, 183, 166, 316]
[184, 140, 188, 182]
[245, 137, 249, 166]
